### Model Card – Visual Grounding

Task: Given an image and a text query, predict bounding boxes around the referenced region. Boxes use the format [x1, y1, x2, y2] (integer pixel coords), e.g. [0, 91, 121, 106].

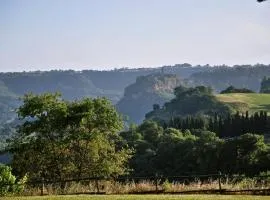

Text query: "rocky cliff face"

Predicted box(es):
[116, 73, 183, 123]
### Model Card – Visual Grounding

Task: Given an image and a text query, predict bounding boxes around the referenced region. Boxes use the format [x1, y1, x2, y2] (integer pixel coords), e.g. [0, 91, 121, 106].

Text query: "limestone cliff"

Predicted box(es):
[116, 73, 183, 123]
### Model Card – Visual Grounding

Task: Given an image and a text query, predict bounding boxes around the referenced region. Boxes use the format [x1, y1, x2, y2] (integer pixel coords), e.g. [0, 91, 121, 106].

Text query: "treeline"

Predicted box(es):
[209, 111, 269, 137]
[220, 86, 255, 94]
[163, 111, 269, 137]
[121, 120, 270, 176]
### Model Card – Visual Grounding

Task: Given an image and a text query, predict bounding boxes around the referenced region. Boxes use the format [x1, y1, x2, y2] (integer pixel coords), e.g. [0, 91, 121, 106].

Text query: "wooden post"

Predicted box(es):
[218, 171, 222, 193]
[95, 179, 100, 193]
[41, 178, 44, 196]
[155, 174, 158, 193]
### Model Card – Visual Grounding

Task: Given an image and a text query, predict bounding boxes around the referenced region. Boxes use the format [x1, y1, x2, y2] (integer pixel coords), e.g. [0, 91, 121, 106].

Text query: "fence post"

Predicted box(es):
[155, 174, 158, 193]
[41, 177, 44, 196]
[95, 179, 100, 193]
[218, 171, 222, 193]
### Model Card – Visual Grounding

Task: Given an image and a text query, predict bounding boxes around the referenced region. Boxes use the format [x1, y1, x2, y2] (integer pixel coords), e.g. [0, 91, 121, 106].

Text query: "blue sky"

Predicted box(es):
[0, 0, 269, 72]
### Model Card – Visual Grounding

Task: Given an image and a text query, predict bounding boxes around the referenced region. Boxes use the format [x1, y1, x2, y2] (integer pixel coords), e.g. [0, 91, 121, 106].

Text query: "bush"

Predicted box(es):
[0, 164, 27, 196]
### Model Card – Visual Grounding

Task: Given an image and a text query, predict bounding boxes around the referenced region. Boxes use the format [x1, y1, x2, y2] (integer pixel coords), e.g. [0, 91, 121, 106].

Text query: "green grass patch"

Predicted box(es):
[2, 195, 270, 200]
[216, 93, 270, 114]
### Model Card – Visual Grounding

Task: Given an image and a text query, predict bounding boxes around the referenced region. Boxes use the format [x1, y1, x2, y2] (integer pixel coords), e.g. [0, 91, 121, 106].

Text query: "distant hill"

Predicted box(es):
[0, 81, 19, 124]
[190, 65, 270, 92]
[216, 93, 270, 114]
[116, 73, 183, 123]
[0, 64, 207, 147]
[0, 81, 19, 152]
[0, 64, 208, 103]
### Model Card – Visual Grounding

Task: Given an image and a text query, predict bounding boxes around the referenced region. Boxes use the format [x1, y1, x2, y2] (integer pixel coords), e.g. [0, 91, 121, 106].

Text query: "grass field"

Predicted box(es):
[216, 93, 270, 113]
[2, 195, 270, 200]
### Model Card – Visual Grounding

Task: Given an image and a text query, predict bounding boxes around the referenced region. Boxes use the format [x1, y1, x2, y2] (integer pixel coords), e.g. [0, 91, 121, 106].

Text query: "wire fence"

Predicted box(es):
[3, 172, 270, 196]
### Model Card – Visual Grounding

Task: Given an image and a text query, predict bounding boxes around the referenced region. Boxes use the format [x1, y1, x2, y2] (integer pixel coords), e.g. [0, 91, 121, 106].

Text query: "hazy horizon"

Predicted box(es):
[1, 63, 270, 73]
[1, 0, 270, 72]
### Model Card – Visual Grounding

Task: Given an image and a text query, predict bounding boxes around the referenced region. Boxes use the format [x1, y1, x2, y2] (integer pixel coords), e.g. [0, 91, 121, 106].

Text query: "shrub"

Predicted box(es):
[0, 164, 27, 196]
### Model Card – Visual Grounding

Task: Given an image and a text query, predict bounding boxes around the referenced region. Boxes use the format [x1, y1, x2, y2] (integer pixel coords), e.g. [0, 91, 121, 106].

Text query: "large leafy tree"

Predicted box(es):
[8, 93, 131, 181]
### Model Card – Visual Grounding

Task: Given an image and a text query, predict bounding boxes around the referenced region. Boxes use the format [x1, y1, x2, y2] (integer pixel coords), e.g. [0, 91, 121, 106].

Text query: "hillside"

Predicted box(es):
[0, 81, 19, 124]
[216, 93, 270, 114]
[0, 64, 207, 103]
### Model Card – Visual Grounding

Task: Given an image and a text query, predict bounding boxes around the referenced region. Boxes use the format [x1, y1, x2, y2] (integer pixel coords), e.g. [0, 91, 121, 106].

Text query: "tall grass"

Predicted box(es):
[19, 177, 270, 196]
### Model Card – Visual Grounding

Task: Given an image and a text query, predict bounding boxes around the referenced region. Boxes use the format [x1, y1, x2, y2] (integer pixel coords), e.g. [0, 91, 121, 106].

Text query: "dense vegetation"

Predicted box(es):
[121, 120, 270, 176]
[164, 111, 270, 137]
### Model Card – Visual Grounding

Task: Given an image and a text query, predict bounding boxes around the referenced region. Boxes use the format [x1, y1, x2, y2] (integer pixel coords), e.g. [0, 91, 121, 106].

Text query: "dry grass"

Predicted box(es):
[17, 177, 270, 196]
[2, 194, 270, 200]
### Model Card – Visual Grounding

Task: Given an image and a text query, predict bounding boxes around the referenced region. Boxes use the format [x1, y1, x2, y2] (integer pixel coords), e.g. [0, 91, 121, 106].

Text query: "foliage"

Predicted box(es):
[0, 164, 27, 196]
[8, 93, 132, 182]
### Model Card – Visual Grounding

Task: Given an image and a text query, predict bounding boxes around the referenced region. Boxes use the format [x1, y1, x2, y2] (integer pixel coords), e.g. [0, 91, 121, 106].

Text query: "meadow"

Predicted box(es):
[216, 93, 270, 113]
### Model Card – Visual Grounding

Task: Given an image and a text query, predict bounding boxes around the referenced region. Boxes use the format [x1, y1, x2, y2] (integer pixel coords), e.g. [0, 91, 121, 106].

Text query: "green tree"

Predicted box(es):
[8, 93, 132, 182]
[138, 120, 163, 146]
[194, 131, 223, 173]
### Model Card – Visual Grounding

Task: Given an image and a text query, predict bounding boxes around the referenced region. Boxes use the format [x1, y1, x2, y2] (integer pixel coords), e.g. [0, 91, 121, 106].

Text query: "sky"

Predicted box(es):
[0, 0, 270, 72]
